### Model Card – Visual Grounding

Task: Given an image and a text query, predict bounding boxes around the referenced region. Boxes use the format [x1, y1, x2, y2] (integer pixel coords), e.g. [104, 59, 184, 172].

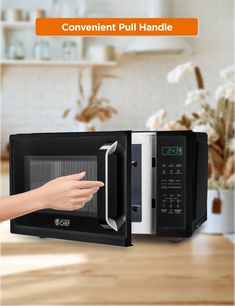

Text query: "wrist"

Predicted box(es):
[29, 188, 49, 210]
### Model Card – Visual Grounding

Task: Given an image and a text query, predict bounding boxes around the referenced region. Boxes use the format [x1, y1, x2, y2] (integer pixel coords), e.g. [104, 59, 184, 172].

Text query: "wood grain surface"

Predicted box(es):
[1, 234, 234, 305]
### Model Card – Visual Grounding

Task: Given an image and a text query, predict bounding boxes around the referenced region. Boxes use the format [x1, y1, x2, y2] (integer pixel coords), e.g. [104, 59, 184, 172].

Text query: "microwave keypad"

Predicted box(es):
[160, 163, 183, 215]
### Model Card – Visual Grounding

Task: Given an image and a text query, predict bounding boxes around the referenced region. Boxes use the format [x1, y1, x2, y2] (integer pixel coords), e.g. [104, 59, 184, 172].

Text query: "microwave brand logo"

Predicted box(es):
[54, 218, 70, 227]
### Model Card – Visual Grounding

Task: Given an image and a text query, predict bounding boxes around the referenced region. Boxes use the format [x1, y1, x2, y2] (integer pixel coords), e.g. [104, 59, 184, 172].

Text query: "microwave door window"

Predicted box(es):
[26, 156, 97, 217]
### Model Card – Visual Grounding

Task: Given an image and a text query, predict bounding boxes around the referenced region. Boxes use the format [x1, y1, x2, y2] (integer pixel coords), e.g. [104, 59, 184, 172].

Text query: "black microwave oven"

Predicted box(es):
[10, 130, 208, 247]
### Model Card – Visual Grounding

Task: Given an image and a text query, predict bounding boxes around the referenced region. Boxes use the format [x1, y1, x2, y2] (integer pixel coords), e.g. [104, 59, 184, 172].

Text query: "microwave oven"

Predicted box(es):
[10, 130, 208, 247]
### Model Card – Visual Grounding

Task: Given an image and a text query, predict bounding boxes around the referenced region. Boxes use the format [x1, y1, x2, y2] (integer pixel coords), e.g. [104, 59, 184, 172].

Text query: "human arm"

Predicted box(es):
[0, 172, 104, 222]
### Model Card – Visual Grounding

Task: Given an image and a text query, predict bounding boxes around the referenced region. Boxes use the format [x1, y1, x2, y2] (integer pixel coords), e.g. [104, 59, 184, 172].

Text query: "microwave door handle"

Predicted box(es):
[98, 141, 124, 231]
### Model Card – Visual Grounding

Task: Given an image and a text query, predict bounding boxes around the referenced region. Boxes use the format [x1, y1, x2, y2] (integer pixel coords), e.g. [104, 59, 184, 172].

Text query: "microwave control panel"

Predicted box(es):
[156, 135, 186, 229]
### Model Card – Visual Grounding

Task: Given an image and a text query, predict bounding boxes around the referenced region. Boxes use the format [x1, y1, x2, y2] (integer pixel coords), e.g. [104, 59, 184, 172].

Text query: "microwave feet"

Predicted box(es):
[169, 237, 183, 242]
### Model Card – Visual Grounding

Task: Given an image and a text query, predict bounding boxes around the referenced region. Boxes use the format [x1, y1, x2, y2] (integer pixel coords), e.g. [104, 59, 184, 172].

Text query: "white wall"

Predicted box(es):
[1, 0, 234, 155]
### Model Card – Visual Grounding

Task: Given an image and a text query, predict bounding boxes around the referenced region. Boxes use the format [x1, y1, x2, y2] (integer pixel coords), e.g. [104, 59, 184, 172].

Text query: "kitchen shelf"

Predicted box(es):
[0, 21, 35, 30]
[1, 59, 117, 67]
[0, 21, 117, 81]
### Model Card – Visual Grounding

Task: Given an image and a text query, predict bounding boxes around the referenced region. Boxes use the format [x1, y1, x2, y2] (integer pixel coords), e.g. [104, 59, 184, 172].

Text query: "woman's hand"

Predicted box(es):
[37, 172, 104, 211]
[0, 172, 104, 222]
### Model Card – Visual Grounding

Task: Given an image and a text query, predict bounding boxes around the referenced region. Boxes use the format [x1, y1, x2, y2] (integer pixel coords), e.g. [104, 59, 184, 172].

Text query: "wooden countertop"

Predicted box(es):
[1, 233, 234, 305]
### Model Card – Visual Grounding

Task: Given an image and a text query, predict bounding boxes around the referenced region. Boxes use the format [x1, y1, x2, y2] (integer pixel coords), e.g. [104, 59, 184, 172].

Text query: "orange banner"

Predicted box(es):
[36, 18, 198, 36]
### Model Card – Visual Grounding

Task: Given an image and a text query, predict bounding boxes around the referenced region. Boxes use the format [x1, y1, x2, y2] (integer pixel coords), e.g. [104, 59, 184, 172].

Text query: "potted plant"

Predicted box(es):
[146, 62, 234, 233]
[63, 72, 118, 131]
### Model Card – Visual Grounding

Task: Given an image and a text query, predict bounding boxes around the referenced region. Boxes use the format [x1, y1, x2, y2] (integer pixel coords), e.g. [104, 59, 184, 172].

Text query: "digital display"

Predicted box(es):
[162, 146, 183, 156]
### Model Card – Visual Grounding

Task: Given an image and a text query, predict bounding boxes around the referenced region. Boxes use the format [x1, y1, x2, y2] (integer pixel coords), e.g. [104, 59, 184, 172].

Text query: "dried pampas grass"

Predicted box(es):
[63, 72, 118, 130]
[147, 63, 235, 189]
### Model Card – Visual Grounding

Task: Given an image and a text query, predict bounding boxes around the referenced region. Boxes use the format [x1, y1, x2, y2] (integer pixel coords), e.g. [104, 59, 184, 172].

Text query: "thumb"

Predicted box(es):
[67, 172, 86, 181]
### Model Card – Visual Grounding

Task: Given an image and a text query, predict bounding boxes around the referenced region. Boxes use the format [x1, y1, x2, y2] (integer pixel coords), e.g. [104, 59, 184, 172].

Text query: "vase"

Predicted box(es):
[73, 121, 96, 132]
[200, 189, 234, 234]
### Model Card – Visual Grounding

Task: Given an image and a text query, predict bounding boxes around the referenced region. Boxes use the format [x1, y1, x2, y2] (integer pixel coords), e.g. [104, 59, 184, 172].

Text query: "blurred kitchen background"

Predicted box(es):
[0, 0, 234, 235]
[1, 0, 233, 155]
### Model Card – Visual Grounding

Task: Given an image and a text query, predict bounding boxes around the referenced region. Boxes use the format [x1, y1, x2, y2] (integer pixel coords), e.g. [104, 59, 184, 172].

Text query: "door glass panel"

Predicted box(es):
[26, 156, 97, 217]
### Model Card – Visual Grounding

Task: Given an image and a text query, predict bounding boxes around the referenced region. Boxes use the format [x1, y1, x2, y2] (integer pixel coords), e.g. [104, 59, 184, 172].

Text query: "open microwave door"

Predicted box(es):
[10, 131, 132, 247]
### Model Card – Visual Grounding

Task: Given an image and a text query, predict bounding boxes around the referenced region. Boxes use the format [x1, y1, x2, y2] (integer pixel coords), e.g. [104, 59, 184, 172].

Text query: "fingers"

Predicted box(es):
[66, 195, 94, 211]
[76, 180, 104, 188]
[56, 173, 104, 188]
[77, 187, 99, 198]
[63, 200, 86, 211]
[65, 172, 86, 181]
[70, 187, 99, 210]
[55, 172, 86, 182]
[79, 197, 93, 205]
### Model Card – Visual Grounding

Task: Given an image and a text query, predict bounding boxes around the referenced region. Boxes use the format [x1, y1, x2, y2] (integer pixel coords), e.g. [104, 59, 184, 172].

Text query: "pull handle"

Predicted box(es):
[98, 141, 125, 231]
